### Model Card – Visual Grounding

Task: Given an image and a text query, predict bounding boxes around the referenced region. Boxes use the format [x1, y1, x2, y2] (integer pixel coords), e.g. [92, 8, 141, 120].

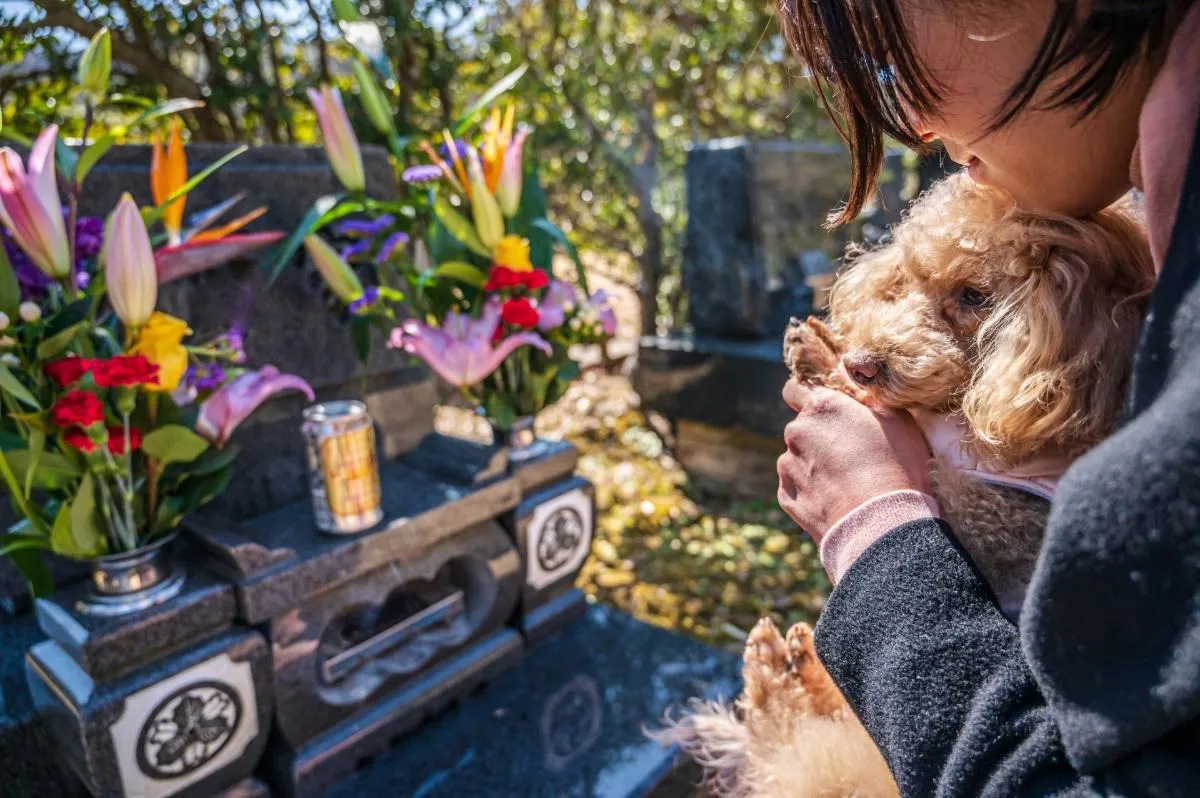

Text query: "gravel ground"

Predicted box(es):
[435, 372, 830, 653]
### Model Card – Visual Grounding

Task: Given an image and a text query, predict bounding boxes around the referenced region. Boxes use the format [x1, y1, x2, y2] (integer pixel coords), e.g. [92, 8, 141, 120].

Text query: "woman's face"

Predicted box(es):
[904, 1, 1155, 216]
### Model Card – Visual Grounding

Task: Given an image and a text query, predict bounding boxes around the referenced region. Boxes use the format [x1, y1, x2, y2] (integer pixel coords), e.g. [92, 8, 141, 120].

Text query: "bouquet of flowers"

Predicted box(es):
[0, 31, 311, 595]
[270, 54, 615, 431]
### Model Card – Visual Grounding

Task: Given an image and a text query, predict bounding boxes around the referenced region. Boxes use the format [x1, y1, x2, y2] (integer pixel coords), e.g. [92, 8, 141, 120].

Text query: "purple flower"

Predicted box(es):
[185, 363, 228, 393]
[75, 216, 104, 261]
[340, 239, 373, 262]
[537, 280, 577, 331]
[388, 297, 552, 388]
[375, 231, 409, 264]
[348, 286, 381, 315]
[76, 271, 91, 290]
[438, 138, 471, 161]
[222, 324, 247, 364]
[402, 164, 442, 185]
[586, 290, 618, 337]
[334, 214, 395, 238]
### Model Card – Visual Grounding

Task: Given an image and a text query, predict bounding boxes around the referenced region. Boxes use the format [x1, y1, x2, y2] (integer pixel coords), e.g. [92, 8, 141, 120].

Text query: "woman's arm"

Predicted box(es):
[782, 380, 1200, 795]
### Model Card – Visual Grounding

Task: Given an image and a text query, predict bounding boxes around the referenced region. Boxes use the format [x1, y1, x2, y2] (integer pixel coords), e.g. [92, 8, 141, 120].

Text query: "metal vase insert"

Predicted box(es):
[490, 415, 549, 464]
[78, 531, 186, 616]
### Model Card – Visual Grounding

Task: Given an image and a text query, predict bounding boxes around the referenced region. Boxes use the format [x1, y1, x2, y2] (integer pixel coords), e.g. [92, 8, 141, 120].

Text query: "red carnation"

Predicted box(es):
[93, 355, 160, 388]
[524, 270, 549, 291]
[106, 425, 143, 456]
[45, 357, 96, 387]
[61, 428, 98, 454]
[51, 390, 105, 429]
[484, 266, 524, 292]
[501, 297, 539, 329]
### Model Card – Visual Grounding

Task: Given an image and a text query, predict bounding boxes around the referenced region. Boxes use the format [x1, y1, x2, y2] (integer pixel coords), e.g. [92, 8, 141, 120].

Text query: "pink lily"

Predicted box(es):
[195, 366, 315, 447]
[388, 298, 552, 388]
[0, 126, 70, 278]
[308, 85, 365, 193]
[537, 279, 577, 332]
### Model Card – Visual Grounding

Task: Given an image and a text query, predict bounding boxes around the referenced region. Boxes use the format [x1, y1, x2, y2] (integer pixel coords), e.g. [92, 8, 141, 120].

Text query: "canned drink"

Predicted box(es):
[301, 400, 383, 534]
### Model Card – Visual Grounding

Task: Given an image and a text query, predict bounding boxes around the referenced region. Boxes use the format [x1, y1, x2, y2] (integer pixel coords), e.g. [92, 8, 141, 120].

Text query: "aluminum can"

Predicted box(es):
[301, 400, 383, 534]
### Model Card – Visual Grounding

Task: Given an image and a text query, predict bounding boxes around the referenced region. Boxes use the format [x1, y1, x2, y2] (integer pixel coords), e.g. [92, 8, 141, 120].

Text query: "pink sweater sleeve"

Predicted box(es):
[819, 490, 940, 584]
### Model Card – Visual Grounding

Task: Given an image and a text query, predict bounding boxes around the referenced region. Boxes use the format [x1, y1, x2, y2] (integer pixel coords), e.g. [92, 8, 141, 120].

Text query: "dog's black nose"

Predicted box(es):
[843, 351, 882, 385]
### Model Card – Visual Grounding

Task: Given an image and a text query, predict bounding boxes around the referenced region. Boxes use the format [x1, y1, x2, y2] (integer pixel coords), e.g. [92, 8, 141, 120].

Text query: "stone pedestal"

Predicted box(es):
[406, 434, 596, 644]
[187, 449, 532, 798]
[23, 555, 272, 798]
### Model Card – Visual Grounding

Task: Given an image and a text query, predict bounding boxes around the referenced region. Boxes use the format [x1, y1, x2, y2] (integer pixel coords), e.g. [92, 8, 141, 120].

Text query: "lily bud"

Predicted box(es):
[303, 235, 364, 304]
[351, 60, 396, 137]
[466, 149, 504, 249]
[78, 28, 112, 104]
[104, 194, 158, 328]
[0, 126, 71, 278]
[308, 85, 365, 193]
[496, 129, 528, 218]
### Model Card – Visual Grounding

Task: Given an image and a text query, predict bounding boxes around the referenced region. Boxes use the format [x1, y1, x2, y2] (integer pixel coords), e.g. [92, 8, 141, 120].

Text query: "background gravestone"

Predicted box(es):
[645, 139, 953, 494]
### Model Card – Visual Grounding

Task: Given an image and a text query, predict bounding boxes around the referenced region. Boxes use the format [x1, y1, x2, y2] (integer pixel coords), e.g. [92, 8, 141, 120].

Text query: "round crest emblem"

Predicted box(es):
[136, 680, 242, 779]
[536, 506, 585, 572]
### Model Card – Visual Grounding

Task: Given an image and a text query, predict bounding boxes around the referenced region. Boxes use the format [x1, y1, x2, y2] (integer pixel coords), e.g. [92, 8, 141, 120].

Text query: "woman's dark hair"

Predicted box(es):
[777, 0, 1185, 226]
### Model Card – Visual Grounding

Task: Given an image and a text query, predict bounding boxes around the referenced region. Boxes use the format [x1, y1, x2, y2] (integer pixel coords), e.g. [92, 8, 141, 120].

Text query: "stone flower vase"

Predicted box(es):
[77, 531, 186, 616]
[489, 415, 550, 465]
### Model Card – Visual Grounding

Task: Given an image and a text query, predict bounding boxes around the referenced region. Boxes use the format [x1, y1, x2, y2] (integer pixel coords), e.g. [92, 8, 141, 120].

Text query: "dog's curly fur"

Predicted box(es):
[659, 173, 1154, 797]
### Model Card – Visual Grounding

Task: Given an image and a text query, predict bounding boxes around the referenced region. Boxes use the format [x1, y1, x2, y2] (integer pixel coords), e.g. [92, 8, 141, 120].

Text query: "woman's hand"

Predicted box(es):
[777, 379, 933, 543]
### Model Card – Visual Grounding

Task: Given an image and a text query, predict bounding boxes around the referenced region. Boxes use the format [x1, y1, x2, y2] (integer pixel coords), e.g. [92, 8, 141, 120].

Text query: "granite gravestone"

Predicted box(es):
[0, 144, 441, 610]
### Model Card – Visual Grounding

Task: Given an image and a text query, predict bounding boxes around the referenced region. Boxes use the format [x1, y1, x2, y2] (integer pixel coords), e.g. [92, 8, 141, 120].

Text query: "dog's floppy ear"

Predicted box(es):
[961, 205, 1152, 466]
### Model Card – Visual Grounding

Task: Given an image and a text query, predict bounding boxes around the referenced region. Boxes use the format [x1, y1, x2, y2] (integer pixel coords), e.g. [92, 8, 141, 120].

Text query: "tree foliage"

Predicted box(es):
[3, 0, 837, 330]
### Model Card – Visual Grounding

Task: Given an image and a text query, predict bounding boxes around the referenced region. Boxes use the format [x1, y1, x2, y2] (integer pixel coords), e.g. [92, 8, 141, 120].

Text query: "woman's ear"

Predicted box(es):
[961, 209, 1152, 466]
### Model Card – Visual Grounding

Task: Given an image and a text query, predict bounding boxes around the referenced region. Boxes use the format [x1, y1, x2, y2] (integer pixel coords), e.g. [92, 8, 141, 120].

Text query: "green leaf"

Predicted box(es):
[152, 494, 187, 534]
[36, 321, 85, 360]
[262, 193, 346, 285]
[22, 430, 44, 498]
[350, 316, 371, 363]
[433, 260, 487, 288]
[61, 473, 106, 558]
[142, 145, 247, 227]
[176, 464, 234, 514]
[0, 238, 20, 318]
[8, 449, 79, 491]
[131, 98, 206, 128]
[43, 296, 92, 337]
[557, 360, 582, 383]
[531, 218, 589, 296]
[433, 197, 490, 257]
[75, 133, 117, 187]
[7, 545, 52, 596]
[332, 0, 363, 22]
[483, 393, 516, 431]
[0, 361, 39, 408]
[170, 443, 239, 480]
[55, 137, 79, 184]
[142, 425, 209, 465]
[0, 534, 49, 557]
[454, 64, 528, 136]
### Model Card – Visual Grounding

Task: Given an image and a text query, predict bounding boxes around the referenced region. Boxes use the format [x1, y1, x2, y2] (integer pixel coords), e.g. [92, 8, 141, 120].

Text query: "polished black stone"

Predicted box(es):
[188, 458, 522, 625]
[322, 602, 740, 798]
[635, 332, 795, 440]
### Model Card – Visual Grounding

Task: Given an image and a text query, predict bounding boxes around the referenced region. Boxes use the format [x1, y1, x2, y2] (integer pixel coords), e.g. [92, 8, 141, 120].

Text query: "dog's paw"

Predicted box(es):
[784, 623, 848, 718]
[740, 618, 791, 715]
[784, 317, 843, 383]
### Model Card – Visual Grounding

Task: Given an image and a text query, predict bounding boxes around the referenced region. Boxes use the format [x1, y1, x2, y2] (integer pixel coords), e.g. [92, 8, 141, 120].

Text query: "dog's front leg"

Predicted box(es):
[783, 317, 870, 402]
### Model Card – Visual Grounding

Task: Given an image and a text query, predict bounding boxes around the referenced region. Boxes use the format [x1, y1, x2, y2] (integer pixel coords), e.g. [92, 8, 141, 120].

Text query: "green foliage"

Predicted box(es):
[141, 425, 210, 466]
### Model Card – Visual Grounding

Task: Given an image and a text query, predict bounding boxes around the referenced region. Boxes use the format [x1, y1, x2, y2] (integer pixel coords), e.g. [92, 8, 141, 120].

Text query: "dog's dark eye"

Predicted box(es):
[958, 287, 989, 308]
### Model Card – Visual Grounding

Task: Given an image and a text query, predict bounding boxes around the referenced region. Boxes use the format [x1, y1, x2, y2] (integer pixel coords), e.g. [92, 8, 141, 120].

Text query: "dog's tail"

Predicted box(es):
[650, 699, 755, 798]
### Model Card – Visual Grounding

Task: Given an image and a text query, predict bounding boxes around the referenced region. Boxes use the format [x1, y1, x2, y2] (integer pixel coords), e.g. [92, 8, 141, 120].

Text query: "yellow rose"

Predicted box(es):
[492, 235, 532, 272]
[129, 312, 192, 392]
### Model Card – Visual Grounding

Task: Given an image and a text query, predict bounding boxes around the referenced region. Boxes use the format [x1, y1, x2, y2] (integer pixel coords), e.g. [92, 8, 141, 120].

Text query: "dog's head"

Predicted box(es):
[829, 173, 1152, 466]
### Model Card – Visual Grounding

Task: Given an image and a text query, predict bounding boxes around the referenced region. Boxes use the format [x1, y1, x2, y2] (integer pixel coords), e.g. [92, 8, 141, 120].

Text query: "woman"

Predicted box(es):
[774, 0, 1200, 793]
